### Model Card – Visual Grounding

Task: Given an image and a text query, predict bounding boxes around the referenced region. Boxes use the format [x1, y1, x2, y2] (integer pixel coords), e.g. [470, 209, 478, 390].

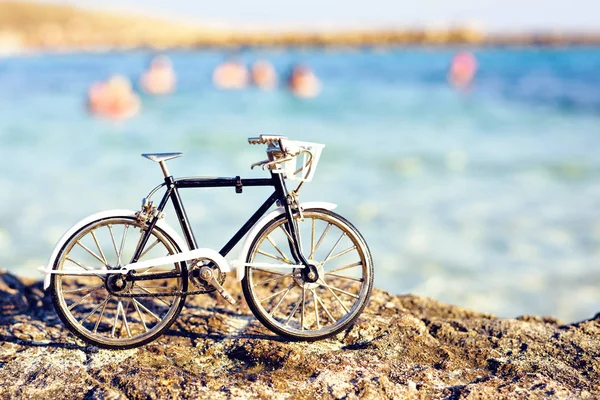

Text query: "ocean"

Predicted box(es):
[0, 47, 599, 322]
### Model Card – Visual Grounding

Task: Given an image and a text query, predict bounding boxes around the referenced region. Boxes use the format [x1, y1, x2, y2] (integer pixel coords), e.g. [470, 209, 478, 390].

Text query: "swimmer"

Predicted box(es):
[140, 55, 176, 95]
[87, 75, 140, 120]
[448, 51, 477, 89]
[251, 60, 277, 90]
[212, 58, 249, 90]
[87, 81, 109, 114]
[287, 64, 320, 98]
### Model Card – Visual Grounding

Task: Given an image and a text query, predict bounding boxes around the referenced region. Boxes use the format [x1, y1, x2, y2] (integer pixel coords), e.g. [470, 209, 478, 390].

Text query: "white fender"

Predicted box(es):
[232, 202, 337, 280]
[41, 209, 191, 290]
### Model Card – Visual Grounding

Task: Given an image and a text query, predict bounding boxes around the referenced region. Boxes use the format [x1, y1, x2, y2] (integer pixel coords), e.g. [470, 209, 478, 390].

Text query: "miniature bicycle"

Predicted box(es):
[39, 135, 373, 349]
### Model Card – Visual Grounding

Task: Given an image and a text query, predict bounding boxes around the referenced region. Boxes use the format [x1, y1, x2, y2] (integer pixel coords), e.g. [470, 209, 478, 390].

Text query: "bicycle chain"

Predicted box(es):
[109, 288, 215, 298]
[107, 272, 227, 298]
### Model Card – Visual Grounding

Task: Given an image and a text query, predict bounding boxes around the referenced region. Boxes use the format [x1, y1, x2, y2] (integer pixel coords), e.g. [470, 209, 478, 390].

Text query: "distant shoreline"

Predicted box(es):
[1, 1, 600, 54]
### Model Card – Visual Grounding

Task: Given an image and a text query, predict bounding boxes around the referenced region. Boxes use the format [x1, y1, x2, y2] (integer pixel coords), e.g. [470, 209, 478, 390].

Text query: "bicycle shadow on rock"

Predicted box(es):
[166, 303, 290, 343]
[0, 334, 87, 351]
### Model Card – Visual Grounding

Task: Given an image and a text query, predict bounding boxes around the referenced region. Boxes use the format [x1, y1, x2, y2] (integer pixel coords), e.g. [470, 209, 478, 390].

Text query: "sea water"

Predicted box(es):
[0, 48, 599, 322]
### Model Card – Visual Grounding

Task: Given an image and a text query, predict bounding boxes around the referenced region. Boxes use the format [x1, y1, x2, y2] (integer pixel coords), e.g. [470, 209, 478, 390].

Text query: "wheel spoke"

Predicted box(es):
[315, 291, 336, 323]
[309, 222, 331, 259]
[268, 282, 295, 316]
[91, 231, 108, 265]
[65, 257, 104, 280]
[93, 296, 111, 333]
[111, 301, 123, 337]
[107, 224, 120, 265]
[79, 295, 110, 324]
[260, 285, 294, 304]
[76, 241, 106, 265]
[324, 284, 350, 313]
[67, 286, 103, 311]
[253, 273, 292, 287]
[65, 257, 90, 271]
[265, 235, 292, 263]
[321, 232, 346, 268]
[117, 225, 130, 266]
[327, 261, 362, 274]
[250, 267, 288, 276]
[132, 298, 149, 332]
[121, 302, 132, 338]
[325, 245, 357, 263]
[136, 286, 174, 306]
[137, 239, 163, 275]
[139, 238, 161, 260]
[324, 272, 363, 282]
[284, 296, 302, 326]
[322, 283, 359, 299]
[132, 298, 162, 321]
[257, 250, 292, 264]
[279, 225, 294, 244]
[63, 284, 104, 294]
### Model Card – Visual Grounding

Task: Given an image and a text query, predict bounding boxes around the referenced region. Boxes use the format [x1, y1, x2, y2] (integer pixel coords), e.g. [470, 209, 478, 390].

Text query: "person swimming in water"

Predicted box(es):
[140, 55, 176, 95]
[287, 64, 320, 98]
[448, 51, 478, 89]
[251, 60, 277, 90]
[213, 58, 249, 90]
[87, 75, 140, 120]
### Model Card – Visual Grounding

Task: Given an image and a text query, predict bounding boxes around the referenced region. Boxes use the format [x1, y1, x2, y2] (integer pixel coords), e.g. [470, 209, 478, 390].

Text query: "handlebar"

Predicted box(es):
[248, 135, 324, 184]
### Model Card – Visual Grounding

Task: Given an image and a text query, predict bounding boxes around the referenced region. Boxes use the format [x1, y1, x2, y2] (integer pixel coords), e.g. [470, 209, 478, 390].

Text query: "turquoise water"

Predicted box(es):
[1, 48, 599, 322]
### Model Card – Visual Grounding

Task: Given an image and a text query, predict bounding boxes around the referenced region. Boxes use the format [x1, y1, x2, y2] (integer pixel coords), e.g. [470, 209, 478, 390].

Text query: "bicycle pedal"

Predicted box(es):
[208, 274, 237, 305]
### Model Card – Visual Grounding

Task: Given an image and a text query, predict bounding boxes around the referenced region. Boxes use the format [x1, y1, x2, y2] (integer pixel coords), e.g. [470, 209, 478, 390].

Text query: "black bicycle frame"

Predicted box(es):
[130, 171, 309, 267]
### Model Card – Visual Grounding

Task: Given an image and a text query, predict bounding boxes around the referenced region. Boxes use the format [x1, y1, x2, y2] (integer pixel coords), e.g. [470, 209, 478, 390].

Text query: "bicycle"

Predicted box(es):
[39, 135, 374, 349]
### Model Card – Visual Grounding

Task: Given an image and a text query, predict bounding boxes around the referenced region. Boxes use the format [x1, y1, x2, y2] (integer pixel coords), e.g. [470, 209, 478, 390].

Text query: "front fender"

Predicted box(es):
[232, 202, 337, 280]
[41, 209, 189, 290]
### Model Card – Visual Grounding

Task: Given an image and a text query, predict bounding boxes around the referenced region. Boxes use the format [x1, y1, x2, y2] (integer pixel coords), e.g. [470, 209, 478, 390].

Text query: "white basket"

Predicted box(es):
[273, 140, 325, 182]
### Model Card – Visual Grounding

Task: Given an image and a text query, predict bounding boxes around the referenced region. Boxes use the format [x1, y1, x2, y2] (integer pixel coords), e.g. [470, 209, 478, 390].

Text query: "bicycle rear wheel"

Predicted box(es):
[50, 216, 187, 349]
[242, 208, 373, 340]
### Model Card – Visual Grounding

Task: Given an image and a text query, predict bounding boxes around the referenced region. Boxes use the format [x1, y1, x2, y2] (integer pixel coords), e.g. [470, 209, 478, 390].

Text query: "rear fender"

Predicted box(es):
[42, 209, 189, 290]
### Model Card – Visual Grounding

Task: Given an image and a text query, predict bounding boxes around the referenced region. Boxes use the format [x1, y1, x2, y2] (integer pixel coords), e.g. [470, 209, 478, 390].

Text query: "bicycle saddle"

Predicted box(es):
[142, 153, 183, 162]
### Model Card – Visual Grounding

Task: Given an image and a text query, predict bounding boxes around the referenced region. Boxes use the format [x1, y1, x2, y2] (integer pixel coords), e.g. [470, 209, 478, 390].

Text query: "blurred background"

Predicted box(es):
[1, 0, 599, 323]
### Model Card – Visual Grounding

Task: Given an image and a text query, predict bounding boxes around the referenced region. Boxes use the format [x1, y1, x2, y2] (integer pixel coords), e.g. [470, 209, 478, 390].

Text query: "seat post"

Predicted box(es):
[158, 161, 170, 178]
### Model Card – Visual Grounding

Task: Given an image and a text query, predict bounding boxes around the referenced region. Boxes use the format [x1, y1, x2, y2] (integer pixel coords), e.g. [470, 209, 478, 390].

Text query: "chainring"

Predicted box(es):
[189, 258, 226, 294]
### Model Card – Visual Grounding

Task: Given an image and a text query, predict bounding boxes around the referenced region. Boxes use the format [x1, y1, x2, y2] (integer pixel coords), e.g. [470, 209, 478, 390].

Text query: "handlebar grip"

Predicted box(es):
[248, 137, 262, 145]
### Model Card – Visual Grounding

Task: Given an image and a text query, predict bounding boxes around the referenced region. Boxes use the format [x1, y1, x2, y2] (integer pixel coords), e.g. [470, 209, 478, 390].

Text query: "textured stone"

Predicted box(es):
[0, 271, 598, 399]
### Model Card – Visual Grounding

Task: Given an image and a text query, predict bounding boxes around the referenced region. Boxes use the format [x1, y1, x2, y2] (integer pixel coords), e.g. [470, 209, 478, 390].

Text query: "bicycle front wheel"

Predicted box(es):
[242, 208, 373, 340]
[50, 216, 187, 349]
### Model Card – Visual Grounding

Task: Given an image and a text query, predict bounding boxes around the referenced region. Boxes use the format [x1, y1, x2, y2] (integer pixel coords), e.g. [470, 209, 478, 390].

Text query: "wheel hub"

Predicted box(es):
[106, 273, 130, 293]
[294, 262, 323, 289]
[303, 264, 319, 283]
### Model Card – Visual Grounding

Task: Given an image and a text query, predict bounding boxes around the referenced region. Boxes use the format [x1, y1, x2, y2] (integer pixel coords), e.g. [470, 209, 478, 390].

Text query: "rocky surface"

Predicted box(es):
[0, 270, 599, 399]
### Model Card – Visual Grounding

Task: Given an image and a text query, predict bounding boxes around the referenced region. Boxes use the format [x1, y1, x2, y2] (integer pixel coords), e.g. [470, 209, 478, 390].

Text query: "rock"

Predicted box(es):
[0, 270, 29, 315]
[0, 271, 598, 399]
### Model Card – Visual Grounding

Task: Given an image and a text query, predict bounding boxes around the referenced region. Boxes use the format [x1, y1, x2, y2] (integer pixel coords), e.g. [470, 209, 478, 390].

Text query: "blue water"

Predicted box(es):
[1, 48, 599, 322]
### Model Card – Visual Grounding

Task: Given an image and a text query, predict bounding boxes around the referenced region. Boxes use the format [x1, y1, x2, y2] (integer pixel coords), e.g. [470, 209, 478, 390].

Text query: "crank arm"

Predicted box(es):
[207, 273, 236, 305]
